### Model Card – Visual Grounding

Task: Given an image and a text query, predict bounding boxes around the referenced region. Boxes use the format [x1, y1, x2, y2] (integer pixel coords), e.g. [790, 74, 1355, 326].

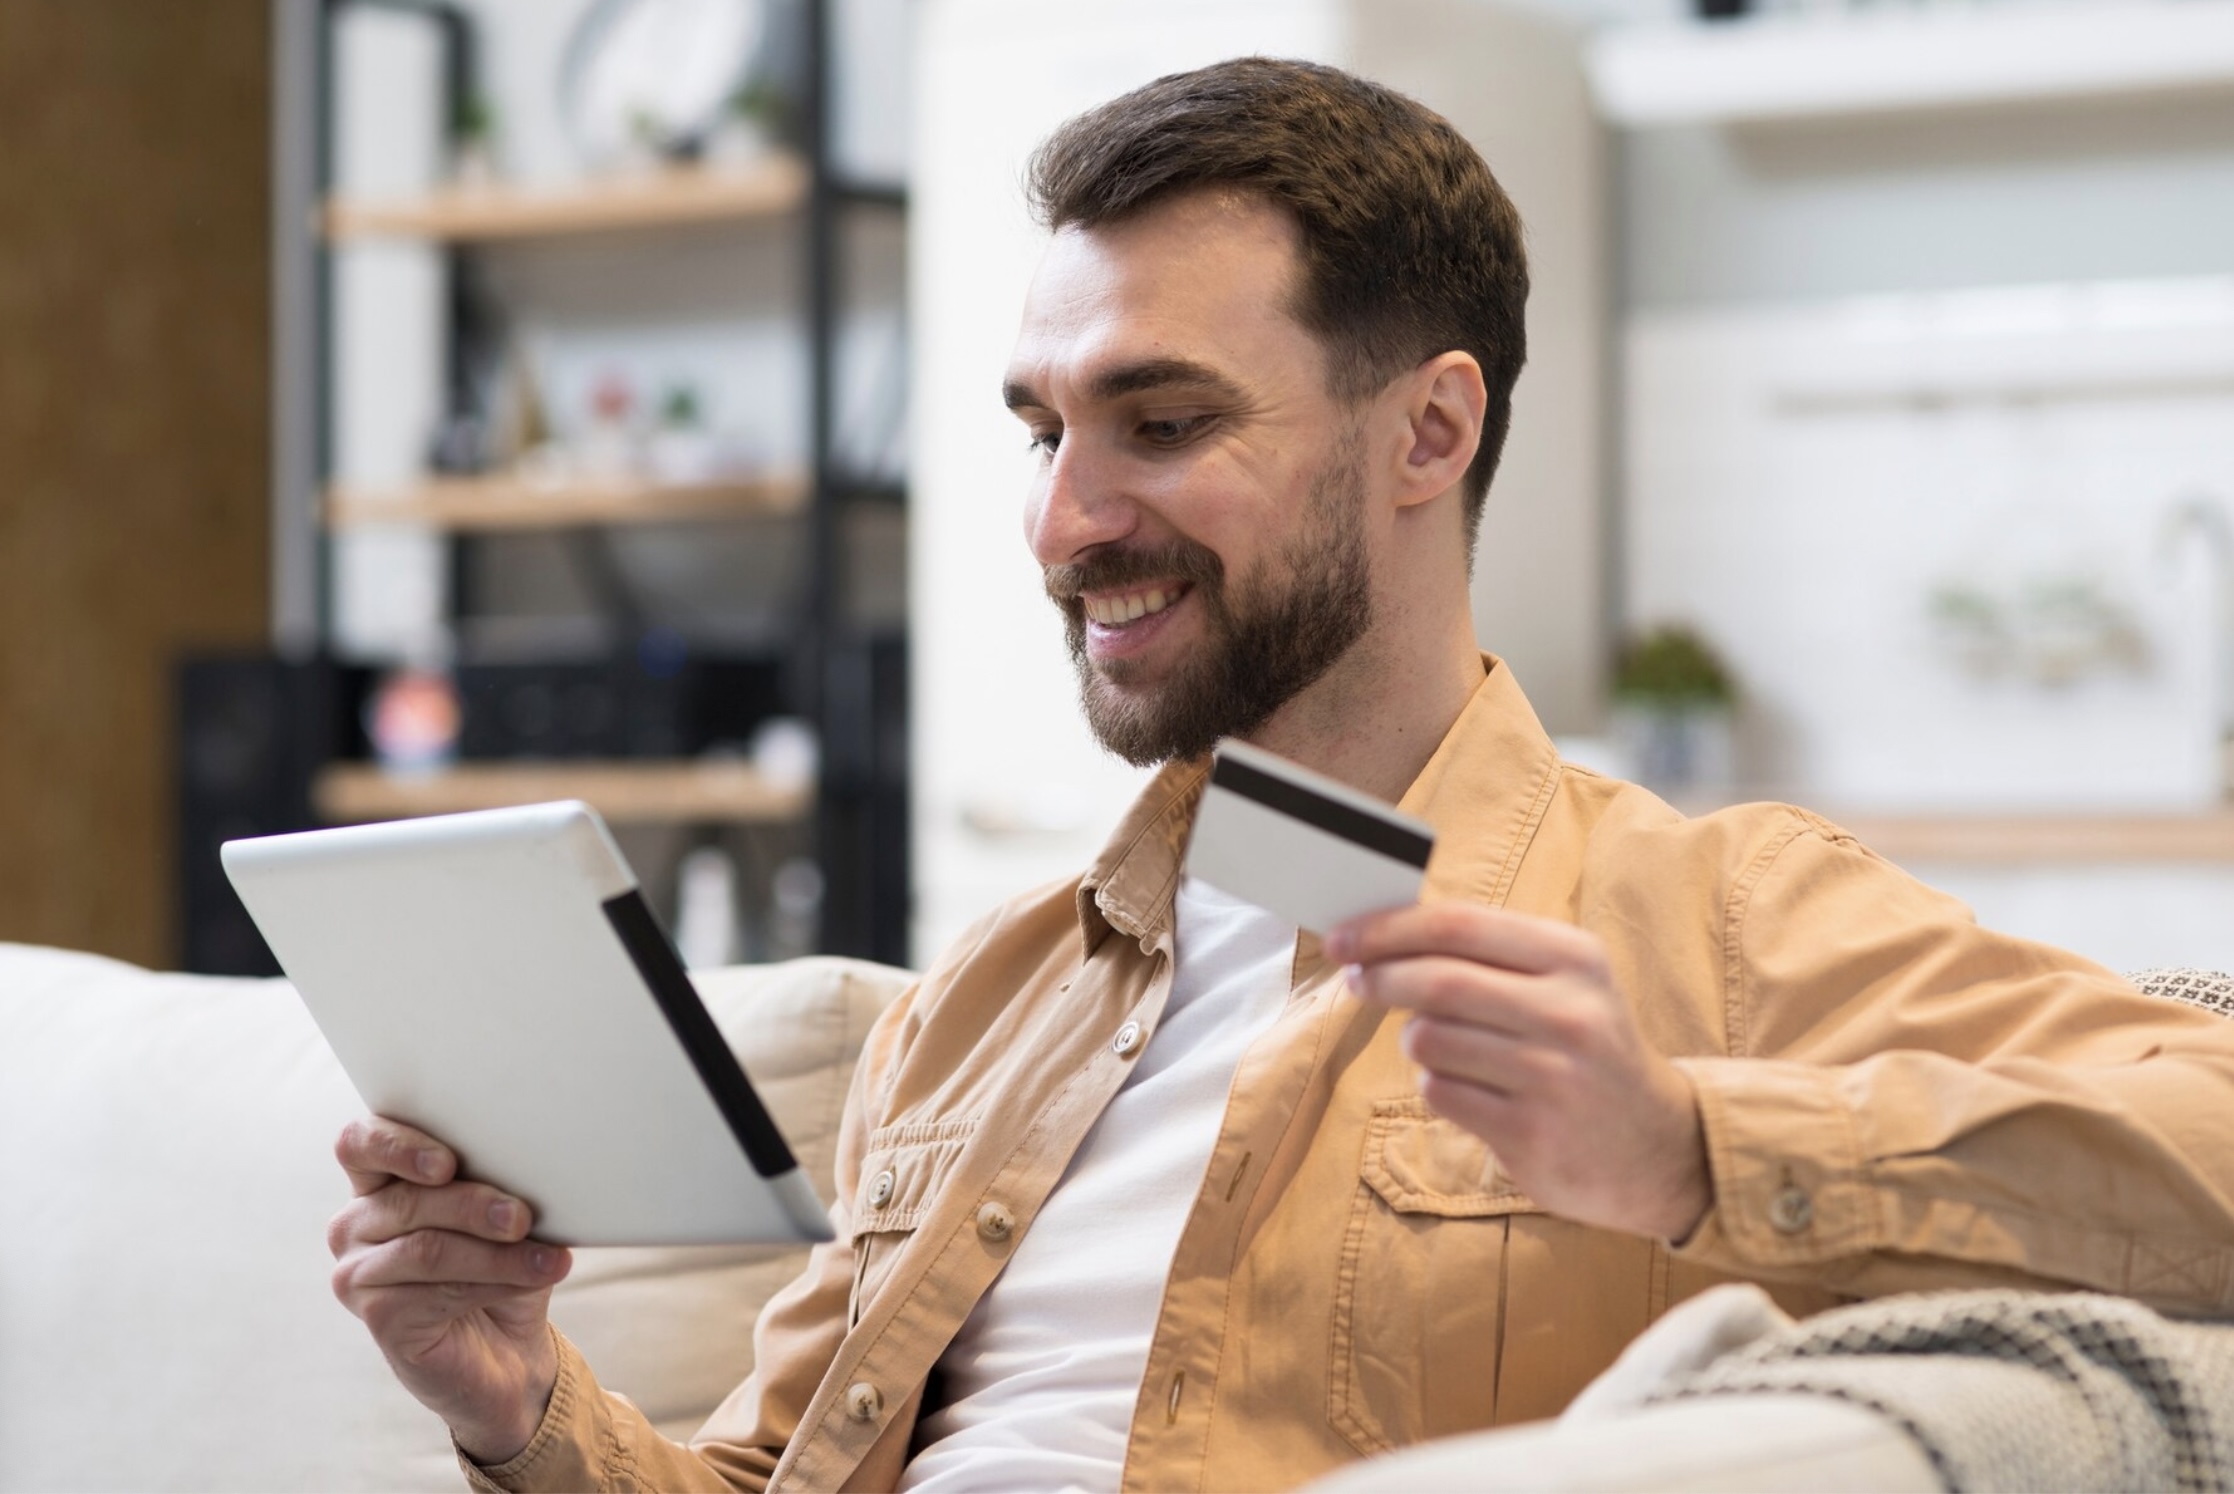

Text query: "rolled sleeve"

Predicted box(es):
[460, 1329, 621, 1494]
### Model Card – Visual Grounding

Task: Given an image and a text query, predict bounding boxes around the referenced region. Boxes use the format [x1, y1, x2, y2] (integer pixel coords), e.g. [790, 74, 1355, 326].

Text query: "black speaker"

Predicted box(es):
[455, 652, 788, 760]
[175, 655, 364, 975]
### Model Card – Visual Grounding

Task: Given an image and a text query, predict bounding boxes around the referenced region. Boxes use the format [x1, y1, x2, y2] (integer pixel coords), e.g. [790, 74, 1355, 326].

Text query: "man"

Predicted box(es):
[330, 59, 2234, 1493]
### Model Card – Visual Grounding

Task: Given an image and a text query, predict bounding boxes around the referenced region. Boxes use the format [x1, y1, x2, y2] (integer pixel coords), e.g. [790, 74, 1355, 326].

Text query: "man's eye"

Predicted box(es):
[1026, 430, 1061, 458]
[1139, 416, 1209, 446]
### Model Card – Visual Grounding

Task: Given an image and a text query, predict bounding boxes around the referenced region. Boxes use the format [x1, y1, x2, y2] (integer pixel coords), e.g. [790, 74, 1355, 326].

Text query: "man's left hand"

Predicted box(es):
[1326, 903, 1711, 1243]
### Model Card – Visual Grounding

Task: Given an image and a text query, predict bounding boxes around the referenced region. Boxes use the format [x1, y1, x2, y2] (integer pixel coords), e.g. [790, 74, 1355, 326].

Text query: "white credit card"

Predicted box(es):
[1183, 739, 1436, 934]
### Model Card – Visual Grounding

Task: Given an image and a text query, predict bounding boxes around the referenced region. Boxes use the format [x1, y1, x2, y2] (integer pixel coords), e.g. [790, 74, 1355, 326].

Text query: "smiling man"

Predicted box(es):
[329, 58, 2234, 1494]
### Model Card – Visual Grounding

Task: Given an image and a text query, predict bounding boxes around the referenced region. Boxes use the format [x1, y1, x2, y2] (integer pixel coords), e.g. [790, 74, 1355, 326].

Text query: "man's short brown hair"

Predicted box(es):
[1026, 56, 1529, 547]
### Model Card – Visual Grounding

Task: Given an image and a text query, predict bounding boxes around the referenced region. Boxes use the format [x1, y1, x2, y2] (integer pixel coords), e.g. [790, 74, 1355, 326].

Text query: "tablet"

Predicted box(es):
[221, 801, 831, 1246]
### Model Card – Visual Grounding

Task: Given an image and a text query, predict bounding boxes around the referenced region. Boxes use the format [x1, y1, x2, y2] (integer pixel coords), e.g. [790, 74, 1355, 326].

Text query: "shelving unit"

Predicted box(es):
[325, 471, 808, 531]
[256, 0, 910, 968]
[322, 155, 809, 241]
[1586, 1, 2234, 127]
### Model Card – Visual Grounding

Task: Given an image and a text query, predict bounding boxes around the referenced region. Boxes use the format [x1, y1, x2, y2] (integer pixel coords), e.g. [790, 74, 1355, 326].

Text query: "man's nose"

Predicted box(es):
[1025, 440, 1136, 566]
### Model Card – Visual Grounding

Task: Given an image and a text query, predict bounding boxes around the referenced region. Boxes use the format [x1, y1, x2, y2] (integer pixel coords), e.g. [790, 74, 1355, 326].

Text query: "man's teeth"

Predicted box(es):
[1083, 587, 1178, 626]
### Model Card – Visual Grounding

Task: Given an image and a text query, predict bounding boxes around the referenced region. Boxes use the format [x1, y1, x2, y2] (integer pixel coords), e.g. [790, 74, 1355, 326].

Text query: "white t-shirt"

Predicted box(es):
[896, 878, 1295, 1494]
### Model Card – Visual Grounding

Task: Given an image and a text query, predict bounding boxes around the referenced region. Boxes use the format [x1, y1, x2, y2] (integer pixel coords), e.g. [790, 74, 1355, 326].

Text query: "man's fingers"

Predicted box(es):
[337, 1117, 458, 1197]
[329, 1179, 535, 1257]
[1328, 902, 1604, 978]
[349, 1280, 559, 1347]
[342, 1229, 571, 1294]
[1345, 953, 1582, 1043]
[1398, 1013, 1562, 1096]
[1416, 1070, 1521, 1143]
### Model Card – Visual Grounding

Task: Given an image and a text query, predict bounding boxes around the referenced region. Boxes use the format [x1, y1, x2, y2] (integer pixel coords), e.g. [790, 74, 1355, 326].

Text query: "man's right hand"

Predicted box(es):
[329, 1117, 573, 1465]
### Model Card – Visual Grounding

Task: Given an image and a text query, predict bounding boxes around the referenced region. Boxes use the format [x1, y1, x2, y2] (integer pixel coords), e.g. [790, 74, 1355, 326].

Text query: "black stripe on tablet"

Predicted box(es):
[602, 890, 797, 1179]
[1210, 753, 1434, 869]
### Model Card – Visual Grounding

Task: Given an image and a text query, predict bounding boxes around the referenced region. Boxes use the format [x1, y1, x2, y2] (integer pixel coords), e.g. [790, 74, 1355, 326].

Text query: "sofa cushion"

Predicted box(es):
[0, 944, 909, 1493]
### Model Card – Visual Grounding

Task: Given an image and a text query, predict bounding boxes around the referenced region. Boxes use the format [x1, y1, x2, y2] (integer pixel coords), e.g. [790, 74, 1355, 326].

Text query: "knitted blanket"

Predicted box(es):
[1644, 1290, 2234, 1491]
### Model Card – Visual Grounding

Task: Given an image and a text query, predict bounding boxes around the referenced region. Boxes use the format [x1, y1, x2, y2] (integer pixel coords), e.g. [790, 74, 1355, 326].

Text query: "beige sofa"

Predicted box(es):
[0, 942, 1959, 1492]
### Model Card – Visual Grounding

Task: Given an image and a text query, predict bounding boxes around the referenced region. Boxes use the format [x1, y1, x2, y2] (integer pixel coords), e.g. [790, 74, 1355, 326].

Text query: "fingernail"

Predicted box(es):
[488, 1199, 521, 1234]
[529, 1246, 555, 1275]
[1344, 963, 1367, 994]
[416, 1148, 444, 1181]
[1324, 928, 1354, 960]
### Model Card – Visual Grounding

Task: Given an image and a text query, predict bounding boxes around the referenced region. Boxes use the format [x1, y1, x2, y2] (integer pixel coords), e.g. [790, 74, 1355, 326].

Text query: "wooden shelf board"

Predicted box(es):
[1835, 811, 2234, 866]
[1587, 3, 2234, 127]
[314, 761, 811, 826]
[326, 472, 808, 531]
[1675, 804, 2234, 864]
[322, 156, 809, 242]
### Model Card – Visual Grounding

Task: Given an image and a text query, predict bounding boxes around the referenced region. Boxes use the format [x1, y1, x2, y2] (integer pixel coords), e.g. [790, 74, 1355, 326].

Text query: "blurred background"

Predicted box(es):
[3, 0, 2232, 982]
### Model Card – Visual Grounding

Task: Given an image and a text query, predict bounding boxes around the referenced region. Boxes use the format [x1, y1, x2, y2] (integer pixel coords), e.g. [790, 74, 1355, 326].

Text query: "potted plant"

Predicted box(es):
[450, 93, 500, 188]
[705, 78, 790, 169]
[1610, 624, 1738, 797]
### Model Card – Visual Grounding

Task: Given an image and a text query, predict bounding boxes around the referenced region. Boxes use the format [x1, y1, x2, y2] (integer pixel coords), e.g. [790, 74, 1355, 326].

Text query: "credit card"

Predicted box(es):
[1183, 738, 1436, 934]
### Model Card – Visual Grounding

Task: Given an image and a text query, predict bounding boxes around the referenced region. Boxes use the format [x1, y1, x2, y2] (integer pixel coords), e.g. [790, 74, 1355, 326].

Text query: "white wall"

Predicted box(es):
[1625, 278, 2234, 810]
[1357, 2, 1613, 736]
[329, 7, 449, 659]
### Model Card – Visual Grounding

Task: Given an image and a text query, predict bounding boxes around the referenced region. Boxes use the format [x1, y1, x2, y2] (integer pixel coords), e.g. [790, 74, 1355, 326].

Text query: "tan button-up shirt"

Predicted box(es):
[474, 659, 2234, 1494]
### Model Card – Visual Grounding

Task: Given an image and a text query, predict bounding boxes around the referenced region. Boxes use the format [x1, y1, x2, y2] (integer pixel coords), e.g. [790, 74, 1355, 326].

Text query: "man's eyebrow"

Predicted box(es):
[1002, 356, 1245, 413]
[1087, 356, 1244, 403]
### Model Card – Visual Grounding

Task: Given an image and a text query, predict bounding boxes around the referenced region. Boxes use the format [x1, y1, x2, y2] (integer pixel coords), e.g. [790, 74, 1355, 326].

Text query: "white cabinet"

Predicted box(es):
[909, 0, 1608, 961]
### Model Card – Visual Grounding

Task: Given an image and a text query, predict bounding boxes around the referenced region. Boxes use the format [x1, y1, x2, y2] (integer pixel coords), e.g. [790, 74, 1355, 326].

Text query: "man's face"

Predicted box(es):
[1004, 192, 1378, 766]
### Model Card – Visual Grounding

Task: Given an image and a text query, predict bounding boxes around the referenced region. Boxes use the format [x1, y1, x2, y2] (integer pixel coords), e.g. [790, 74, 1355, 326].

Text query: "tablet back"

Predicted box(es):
[222, 801, 830, 1245]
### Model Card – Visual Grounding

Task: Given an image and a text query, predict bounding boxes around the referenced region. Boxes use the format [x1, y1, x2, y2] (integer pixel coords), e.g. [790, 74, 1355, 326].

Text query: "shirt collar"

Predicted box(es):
[1073, 654, 1564, 956]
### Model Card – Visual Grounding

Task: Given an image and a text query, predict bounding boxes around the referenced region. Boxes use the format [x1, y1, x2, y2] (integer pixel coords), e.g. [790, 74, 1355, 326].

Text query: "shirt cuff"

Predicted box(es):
[1670, 1056, 1882, 1273]
[459, 1327, 618, 1494]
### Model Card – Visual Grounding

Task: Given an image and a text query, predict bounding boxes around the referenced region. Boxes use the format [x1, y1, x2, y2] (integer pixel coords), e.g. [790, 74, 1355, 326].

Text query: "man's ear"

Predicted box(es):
[1392, 351, 1487, 511]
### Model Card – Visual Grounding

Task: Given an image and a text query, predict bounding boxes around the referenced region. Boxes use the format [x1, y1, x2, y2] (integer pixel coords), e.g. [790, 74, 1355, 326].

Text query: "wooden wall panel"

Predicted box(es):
[0, 0, 270, 965]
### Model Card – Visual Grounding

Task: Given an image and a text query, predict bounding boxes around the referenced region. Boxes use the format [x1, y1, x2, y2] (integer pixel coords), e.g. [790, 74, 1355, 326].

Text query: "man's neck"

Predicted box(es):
[1238, 626, 1486, 805]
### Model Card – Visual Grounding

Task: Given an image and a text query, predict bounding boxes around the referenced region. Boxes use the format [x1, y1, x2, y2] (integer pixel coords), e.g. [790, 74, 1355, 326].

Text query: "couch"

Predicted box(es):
[9, 941, 2214, 1492]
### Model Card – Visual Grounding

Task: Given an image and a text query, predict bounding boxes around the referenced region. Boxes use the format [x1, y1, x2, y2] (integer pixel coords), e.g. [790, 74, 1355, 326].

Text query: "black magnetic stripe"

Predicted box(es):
[1210, 754, 1433, 869]
[602, 890, 796, 1179]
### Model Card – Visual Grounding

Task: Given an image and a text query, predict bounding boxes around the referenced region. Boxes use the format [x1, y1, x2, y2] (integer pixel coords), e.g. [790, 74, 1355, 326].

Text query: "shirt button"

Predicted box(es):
[846, 1381, 884, 1422]
[867, 1169, 895, 1208]
[975, 1201, 1016, 1242]
[1768, 1183, 1814, 1235]
[1112, 1020, 1144, 1057]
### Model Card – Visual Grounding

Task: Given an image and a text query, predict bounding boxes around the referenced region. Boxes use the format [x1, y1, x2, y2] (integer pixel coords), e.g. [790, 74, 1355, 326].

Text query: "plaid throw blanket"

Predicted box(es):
[1647, 1290, 2234, 1492]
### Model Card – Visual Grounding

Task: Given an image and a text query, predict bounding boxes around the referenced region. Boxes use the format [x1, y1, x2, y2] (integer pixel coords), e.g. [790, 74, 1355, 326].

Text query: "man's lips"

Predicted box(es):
[1080, 582, 1190, 627]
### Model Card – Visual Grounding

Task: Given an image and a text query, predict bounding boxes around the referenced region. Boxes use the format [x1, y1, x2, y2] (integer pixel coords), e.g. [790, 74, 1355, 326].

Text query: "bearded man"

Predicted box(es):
[329, 58, 2234, 1494]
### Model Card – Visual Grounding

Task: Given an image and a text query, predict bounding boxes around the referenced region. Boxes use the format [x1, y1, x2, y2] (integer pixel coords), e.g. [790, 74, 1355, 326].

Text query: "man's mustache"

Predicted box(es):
[1043, 540, 1224, 605]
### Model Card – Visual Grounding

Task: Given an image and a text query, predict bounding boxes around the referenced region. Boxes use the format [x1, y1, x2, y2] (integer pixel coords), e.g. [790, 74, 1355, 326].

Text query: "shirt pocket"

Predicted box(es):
[847, 1119, 975, 1329]
[1329, 1098, 1540, 1457]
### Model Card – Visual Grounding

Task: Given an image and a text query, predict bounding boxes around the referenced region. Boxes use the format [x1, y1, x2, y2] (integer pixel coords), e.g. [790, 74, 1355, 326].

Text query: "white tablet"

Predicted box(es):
[221, 801, 831, 1246]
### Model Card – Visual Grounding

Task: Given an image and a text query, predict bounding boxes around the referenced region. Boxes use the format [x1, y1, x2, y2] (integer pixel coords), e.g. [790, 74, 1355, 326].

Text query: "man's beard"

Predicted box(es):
[1043, 443, 1375, 767]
